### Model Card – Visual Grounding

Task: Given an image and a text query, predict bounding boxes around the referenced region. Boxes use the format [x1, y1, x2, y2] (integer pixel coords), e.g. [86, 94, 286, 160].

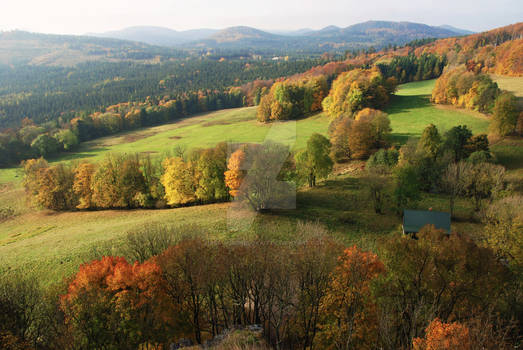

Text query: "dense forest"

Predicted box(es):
[0, 58, 324, 128]
[1, 22, 522, 168]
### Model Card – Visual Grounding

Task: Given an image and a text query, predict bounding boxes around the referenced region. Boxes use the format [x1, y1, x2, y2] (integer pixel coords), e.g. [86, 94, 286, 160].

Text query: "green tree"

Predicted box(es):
[419, 124, 442, 159]
[30, 134, 61, 158]
[444, 126, 473, 162]
[491, 92, 519, 136]
[296, 134, 333, 187]
[55, 129, 79, 151]
[393, 165, 421, 214]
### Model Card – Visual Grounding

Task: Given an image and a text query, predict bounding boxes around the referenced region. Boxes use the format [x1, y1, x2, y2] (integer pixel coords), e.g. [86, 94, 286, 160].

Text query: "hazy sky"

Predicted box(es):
[1, 0, 521, 34]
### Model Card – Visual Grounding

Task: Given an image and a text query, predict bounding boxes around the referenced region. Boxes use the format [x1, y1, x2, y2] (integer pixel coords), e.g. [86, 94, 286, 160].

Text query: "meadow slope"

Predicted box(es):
[0, 79, 506, 285]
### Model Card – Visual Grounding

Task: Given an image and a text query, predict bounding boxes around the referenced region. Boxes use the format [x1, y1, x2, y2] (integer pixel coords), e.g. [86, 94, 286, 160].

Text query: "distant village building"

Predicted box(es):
[402, 209, 451, 235]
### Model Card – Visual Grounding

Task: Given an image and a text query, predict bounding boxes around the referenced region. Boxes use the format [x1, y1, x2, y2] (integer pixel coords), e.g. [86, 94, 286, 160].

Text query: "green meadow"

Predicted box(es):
[0, 79, 493, 184]
[386, 80, 490, 143]
[1, 79, 514, 285]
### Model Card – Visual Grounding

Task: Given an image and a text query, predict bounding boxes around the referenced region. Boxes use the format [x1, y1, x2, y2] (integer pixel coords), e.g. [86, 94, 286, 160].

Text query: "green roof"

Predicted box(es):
[403, 210, 451, 234]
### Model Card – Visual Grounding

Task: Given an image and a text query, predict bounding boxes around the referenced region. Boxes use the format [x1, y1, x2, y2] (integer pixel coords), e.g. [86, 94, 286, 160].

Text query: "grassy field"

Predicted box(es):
[0, 79, 506, 285]
[386, 80, 490, 143]
[0, 164, 490, 286]
[491, 75, 523, 98]
[0, 108, 329, 184]
[0, 79, 491, 184]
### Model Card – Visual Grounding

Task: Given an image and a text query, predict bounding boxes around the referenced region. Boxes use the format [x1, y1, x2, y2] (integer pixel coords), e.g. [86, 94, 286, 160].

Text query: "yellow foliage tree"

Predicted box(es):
[161, 157, 196, 205]
[224, 149, 246, 197]
[73, 162, 96, 209]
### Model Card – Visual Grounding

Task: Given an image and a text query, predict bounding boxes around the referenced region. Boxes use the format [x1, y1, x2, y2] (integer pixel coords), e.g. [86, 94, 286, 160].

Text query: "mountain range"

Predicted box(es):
[0, 21, 474, 66]
[91, 21, 474, 51]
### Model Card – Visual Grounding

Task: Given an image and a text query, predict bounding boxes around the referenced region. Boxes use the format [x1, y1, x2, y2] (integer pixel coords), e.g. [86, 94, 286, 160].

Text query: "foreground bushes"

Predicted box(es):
[1, 223, 520, 349]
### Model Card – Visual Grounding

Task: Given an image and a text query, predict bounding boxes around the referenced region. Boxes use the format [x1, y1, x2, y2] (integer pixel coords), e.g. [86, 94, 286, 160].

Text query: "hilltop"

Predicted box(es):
[0, 30, 184, 66]
[183, 21, 462, 51]
[88, 26, 218, 46]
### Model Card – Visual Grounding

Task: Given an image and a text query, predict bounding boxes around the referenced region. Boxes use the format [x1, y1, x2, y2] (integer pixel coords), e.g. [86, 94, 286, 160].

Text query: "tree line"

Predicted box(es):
[432, 65, 522, 136]
[22, 134, 334, 211]
[0, 58, 323, 129]
[0, 220, 520, 349]
[0, 89, 245, 167]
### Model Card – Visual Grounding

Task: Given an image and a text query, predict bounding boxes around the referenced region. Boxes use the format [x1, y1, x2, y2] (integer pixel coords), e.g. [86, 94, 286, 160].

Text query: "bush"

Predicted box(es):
[366, 148, 399, 170]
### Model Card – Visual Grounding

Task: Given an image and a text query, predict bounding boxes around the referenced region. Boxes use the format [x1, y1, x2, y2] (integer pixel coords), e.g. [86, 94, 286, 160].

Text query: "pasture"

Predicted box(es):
[0, 79, 508, 285]
[386, 80, 490, 143]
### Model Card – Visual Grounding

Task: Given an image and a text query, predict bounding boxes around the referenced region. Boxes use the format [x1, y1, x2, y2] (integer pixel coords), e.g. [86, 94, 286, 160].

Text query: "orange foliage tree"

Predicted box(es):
[317, 246, 385, 349]
[413, 318, 471, 350]
[60, 256, 172, 349]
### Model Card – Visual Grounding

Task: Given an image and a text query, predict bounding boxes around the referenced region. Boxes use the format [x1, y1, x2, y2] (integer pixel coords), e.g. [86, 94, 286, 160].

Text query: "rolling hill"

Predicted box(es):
[88, 21, 468, 52]
[0, 30, 184, 66]
[89, 26, 218, 46]
[184, 21, 461, 51]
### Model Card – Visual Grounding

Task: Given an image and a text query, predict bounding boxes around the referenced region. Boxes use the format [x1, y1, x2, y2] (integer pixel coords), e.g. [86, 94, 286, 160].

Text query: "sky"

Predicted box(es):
[0, 0, 521, 35]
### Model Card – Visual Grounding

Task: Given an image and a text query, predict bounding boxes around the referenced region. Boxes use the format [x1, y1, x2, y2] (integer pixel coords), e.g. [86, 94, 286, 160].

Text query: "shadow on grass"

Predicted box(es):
[389, 133, 419, 145]
[386, 95, 432, 115]
[47, 147, 111, 163]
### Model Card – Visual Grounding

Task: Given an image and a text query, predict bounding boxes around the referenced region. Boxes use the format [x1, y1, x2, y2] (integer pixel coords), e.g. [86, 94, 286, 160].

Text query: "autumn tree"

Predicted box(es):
[225, 142, 295, 211]
[225, 147, 246, 197]
[60, 256, 172, 349]
[355, 108, 391, 148]
[347, 119, 377, 159]
[375, 226, 511, 348]
[256, 76, 329, 122]
[328, 116, 353, 162]
[119, 155, 148, 207]
[328, 108, 391, 161]
[161, 157, 196, 206]
[22, 157, 49, 203]
[483, 196, 523, 268]
[91, 154, 147, 209]
[73, 162, 96, 209]
[317, 246, 385, 349]
[296, 133, 333, 187]
[33, 164, 77, 210]
[431, 66, 500, 113]
[322, 68, 396, 119]
[413, 318, 472, 350]
[413, 316, 518, 350]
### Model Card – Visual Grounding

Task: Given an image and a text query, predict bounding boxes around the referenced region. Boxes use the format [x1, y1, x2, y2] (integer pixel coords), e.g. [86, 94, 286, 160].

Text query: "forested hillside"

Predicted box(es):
[0, 58, 323, 128]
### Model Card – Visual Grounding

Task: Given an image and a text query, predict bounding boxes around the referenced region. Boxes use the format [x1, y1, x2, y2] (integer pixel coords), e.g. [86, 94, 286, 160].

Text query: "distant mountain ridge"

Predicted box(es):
[184, 21, 463, 52]
[88, 26, 218, 46]
[90, 21, 473, 50]
[438, 25, 475, 35]
[0, 21, 476, 66]
[0, 30, 183, 66]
